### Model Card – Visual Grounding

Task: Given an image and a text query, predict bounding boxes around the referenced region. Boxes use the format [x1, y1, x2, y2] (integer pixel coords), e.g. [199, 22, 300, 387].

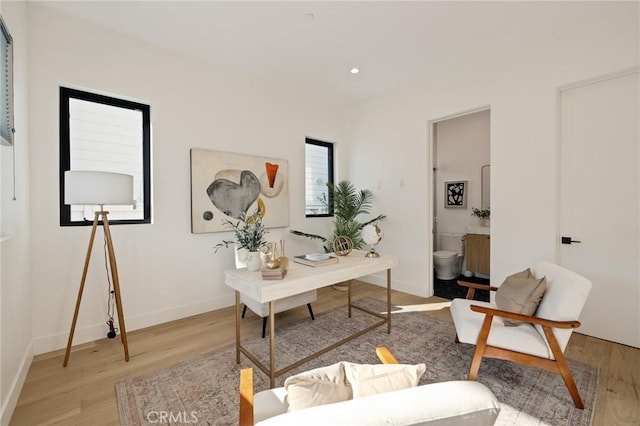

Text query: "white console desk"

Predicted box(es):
[225, 250, 398, 387]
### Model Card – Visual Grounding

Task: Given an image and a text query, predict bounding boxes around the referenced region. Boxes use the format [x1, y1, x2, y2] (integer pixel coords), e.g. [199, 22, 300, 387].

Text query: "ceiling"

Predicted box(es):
[38, 1, 632, 105]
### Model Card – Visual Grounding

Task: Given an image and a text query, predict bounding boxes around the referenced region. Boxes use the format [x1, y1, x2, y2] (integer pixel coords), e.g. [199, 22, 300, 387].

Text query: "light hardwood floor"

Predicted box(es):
[10, 281, 640, 425]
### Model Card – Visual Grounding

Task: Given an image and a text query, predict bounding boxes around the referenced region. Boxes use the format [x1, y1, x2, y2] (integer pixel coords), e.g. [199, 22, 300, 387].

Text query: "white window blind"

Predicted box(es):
[305, 139, 334, 216]
[1, 16, 13, 146]
[69, 98, 144, 221]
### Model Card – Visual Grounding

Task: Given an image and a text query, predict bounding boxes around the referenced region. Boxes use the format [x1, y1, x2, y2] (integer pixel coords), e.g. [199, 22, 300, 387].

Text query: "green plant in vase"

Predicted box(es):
[291, 180, 385, 253]
[214, 210, 268, 271]
[471, 207, 490, 226]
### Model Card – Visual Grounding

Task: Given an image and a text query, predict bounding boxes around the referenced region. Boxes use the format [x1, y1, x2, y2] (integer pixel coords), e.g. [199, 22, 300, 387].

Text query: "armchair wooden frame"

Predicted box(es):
[239, 346, 398, 426]
[457, 281, 584, 409]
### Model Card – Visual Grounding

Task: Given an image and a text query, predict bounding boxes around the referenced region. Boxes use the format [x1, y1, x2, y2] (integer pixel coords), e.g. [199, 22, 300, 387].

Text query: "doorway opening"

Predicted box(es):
[429, 107, 490, 300]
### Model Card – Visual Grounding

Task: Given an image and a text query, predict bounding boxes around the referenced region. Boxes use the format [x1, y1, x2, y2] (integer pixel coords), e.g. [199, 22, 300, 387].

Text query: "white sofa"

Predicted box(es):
[252, 380, 500, 425]
[240, 347, 500, 426]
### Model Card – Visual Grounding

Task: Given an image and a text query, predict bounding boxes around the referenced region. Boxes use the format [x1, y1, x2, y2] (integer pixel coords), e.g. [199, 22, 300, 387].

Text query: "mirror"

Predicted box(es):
[481, 164, 490, 210]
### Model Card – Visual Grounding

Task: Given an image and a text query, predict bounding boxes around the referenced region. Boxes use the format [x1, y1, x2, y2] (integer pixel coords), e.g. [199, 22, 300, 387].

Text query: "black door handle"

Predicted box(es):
[561, 237, 581, 245]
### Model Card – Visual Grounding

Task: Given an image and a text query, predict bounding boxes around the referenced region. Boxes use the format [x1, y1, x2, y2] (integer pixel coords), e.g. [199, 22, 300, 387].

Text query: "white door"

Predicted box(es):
[559, 69, 639, 348]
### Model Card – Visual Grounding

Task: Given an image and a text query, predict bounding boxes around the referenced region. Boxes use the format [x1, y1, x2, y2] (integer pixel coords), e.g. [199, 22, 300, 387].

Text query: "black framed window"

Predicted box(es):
[305, 138, 334, 217]
[59, 87, 151, 226]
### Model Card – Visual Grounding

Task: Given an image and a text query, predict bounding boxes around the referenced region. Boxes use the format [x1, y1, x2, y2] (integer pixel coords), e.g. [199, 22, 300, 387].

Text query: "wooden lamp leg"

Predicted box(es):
[63, 211, 130, 366]
[102, 213, 129, 361]
[63, 212, 100, 367]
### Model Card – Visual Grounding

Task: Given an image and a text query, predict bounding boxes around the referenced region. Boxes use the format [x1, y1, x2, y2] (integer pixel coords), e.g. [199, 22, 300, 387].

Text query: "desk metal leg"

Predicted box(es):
[387, 269, 392, 334]
[232, 262, 395, 388]
[347, 280, 352, 318]
[235, 291, 240, 363]
[269, 300, 276, 388]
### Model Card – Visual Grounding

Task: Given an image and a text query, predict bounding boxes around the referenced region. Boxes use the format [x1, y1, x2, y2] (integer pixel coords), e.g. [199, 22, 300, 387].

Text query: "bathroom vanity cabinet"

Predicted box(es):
[465, 233, 490, 275]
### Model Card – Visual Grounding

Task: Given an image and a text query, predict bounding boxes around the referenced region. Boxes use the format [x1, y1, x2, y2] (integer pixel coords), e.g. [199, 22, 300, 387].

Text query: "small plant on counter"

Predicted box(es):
[471, 207, 490, 220]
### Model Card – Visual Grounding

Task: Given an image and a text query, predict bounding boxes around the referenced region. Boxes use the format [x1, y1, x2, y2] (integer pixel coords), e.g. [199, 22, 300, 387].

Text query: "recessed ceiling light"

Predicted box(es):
[350, 68, 360, 75]
[304, 13, 315, 21]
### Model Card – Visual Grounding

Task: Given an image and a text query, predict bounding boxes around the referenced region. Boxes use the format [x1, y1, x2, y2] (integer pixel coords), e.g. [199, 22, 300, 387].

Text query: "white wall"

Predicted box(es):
[6, 1, 636, 424]
[27, 3, 344, 355]
[0, 1, 32, 424]
[434, 109, 490, 242]
[345, 1, 639, 297]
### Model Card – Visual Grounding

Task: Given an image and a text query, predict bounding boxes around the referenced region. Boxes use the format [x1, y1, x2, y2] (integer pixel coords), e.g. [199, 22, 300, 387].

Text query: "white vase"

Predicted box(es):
[234, 245, 249, 269]
[246, 251, 262, 272]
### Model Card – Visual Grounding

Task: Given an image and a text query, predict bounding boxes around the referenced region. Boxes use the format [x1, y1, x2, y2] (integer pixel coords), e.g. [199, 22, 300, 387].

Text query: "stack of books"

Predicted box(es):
[261, 265, 287, 280]
[293, 253, 339, 267]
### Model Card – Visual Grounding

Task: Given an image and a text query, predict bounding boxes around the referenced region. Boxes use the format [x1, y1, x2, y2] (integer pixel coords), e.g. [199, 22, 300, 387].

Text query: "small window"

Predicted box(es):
[1, 15, 14, 146]
[305, 138, 334, 217]
[59, 87, 151, 226]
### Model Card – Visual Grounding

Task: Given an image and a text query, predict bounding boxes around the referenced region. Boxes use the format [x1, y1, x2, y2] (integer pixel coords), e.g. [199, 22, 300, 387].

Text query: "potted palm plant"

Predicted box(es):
[291, 180, 385, 252]
[214, 210, 268, 271]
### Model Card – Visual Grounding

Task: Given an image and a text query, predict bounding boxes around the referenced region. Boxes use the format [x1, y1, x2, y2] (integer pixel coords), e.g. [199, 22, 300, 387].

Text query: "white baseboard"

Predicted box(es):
[33, 294, 234, 355]
[1, 342, 33, 426]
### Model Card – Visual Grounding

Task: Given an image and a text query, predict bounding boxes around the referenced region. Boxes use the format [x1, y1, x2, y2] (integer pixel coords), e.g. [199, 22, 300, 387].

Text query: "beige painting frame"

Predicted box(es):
[190, 148, 289, 233]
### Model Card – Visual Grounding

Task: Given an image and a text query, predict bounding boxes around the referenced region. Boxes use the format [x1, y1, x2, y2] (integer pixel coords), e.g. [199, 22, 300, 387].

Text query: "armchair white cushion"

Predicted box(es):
[450, 261, 592, 408]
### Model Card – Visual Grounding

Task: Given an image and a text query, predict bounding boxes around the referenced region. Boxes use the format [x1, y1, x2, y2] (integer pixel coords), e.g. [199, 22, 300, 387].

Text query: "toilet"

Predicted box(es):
[433, 233, 465, 280]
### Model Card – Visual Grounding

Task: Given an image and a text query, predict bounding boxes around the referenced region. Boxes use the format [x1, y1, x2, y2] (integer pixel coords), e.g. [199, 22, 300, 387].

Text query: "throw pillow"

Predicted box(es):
[343, 362, 426, 398]
[495, 271, 547, 326]
[284, 362, 352, 411]
[508, 268, 533, 279]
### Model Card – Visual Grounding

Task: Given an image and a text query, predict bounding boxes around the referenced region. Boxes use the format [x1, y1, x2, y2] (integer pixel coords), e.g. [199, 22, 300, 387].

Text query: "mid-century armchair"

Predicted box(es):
[450, 261, 592, 408]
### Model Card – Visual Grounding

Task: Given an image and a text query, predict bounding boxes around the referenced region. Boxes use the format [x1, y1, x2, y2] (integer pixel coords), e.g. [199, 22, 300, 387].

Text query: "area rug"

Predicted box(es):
[116, 298, 598, 425]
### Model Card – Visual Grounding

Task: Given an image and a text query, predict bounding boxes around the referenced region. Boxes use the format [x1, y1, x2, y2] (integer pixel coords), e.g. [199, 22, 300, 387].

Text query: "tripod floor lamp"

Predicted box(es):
[63, 170, 133, 367]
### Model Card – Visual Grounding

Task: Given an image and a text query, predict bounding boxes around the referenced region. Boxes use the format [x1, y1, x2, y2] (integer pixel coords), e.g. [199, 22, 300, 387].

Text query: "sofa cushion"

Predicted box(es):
[283, 362, 352, 411]
[284, 360, 427, 411]
[495, 270, 547, 326]
[343, 362, 426, 398]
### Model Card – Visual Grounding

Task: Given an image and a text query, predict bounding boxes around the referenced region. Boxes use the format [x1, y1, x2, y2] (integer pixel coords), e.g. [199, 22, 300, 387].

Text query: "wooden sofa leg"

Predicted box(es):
[261, 317, 267, 339]
[556, 358, 584, 409]
[468, 346, 484, 381]
[241, 304, 247, 319]
[307, 303, 315, 320]
[468, 314, 494, 380]
[542, 326, 584, 409]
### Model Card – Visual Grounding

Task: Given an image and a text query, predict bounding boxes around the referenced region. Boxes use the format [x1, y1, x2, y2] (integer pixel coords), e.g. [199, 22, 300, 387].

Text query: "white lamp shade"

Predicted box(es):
[64, 170, 133, 206]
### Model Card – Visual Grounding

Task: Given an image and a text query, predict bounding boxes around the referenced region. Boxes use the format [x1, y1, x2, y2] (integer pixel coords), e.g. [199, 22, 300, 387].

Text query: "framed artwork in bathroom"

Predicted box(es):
[445, 181, 467, 208]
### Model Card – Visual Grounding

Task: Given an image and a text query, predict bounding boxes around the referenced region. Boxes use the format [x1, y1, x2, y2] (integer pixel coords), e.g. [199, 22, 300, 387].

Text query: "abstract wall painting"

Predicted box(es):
[190, 148, 289, 233]
[445, 180, 467, 208]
